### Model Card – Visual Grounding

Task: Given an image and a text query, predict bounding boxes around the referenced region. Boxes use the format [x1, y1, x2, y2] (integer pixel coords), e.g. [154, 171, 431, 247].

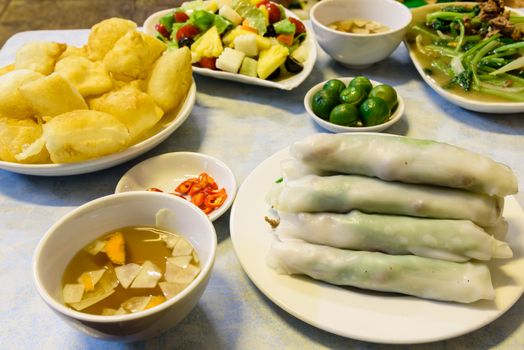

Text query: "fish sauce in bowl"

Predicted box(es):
[61, 226, 200, 316]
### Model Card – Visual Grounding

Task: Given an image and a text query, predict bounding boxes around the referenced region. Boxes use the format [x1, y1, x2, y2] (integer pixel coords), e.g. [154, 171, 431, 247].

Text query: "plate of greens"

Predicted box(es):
[404, 2, 524, 113]
[143, 0, 317, 91]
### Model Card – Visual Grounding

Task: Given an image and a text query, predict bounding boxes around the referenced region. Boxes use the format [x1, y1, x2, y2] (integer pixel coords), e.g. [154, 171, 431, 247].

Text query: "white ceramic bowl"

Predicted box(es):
[33, 191, 217, 341]
[304, 77, 404, 133]
[115, 152, 236, 222]
[310, 0, 412, 68]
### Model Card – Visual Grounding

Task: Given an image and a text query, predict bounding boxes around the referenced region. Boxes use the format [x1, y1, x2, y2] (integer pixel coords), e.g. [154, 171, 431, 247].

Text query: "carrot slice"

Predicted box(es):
[105, 232, 126, 265]
[276, 34, 294, 46]
[144, 295, 166, 310]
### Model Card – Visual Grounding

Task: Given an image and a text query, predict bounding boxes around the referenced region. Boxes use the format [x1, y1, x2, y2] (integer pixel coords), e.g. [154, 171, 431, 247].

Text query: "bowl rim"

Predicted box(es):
[32, 191, 217, 324]
[310, 0, 413, 38]
[304, 77, 405, 133]
[114, 151, 238, 222]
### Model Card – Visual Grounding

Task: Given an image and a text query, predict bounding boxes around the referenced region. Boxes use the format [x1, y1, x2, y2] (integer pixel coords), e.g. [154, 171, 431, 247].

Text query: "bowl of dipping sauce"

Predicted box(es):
[33, 191, 216, 341]
[310, 0, 412, 68]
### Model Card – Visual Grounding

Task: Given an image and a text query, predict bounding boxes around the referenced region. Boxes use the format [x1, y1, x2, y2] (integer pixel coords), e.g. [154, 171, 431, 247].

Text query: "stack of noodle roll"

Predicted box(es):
[266, 133, 518, 303]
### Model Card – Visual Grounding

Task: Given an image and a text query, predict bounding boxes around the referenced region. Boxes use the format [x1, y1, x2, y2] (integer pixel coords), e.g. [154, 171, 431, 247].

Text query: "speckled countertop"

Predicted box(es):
[1, 25, 524, 349]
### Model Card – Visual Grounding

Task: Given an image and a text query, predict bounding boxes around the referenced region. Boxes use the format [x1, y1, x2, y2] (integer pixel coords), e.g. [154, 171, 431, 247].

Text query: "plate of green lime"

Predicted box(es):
[304, 76, 404, 133]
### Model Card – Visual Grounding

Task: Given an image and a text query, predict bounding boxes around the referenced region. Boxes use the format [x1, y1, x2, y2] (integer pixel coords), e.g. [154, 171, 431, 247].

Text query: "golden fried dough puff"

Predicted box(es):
[58, 45, 88, 61]
[18, 73, 88, 117]
[87, 18, 137, 61]
[0, 118, 49, 163]
[103, 31, 166, 81]
[0, 69, 44, 119]
[146, 47, 192, 113]
[15, 41, 66, 75]
[55, 56, 113, 97]
[43, 110, 130, 163]
[89, 84, 164, 141]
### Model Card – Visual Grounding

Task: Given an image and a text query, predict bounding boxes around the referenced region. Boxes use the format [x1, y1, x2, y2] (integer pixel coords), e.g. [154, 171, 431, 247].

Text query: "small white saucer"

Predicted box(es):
[115, 152, 236, 222]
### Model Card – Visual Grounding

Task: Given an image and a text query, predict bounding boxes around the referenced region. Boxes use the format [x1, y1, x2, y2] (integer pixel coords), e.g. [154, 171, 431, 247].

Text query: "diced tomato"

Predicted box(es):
[155, 23, 170, 38]
[289, 17, 306, 36]
[176, 24, 200, 41]
[174, 11, 189, 23]
[261, 2, 281, 24]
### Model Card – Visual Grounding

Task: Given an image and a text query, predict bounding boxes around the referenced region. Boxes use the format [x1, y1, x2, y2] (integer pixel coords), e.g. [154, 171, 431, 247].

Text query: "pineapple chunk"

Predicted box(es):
[257, 44, 289, 79]
[255, 36, 272, 50]
[203, 0, 218, 12]
[216, 48, 245, 73]
[234, 34, 259, 57]
[222, 27, 255, 47]
[191, 26, 223, 58]
[219, 5, 242, 26]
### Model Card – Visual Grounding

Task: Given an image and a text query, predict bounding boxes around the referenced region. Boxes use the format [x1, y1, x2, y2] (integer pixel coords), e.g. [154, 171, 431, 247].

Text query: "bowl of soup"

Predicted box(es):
[310, 0, 412, 67]
[32, 191, 217, 341]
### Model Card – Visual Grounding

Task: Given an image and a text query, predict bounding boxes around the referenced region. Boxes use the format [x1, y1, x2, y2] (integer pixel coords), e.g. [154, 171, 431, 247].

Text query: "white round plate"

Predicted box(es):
[406, 3, 524, 114]
[144, 9, 317, 91]
[0, 82, 196, 176]
[304, 77, 404, 133]
[115, 152, 236, 222]
[229, 146, 524, 344]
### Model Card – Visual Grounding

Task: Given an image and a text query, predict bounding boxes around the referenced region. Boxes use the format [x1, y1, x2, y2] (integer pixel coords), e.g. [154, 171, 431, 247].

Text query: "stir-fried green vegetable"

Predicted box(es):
[410, 3, 524, 102]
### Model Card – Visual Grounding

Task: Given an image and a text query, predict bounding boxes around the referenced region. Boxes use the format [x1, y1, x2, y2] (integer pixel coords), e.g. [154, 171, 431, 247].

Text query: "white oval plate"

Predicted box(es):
[0, 81, 196, 176]
[304, 77, 404, 133]
[230, 146, 524, 344]
[405, 2, 524, 114]
[144, 9, 317, 91]
[115, 152, 236, 222]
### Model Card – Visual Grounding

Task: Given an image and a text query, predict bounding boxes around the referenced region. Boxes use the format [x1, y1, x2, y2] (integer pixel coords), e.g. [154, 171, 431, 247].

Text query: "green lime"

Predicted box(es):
[339, 86, 367, 106]
[312, 89, 340, 120]
[322, 79, 346, 94]
[359, 97, 390, 126]
[329, 104, 360, 126]
[349, 76, 373, 94]
[369, 84, 398, 111]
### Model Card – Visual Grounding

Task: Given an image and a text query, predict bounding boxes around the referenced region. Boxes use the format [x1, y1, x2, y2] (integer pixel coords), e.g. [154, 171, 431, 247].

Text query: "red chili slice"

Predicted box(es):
[191, 192, 206, 207]
[175, 179, 196, 194]
[204, 189, 227, 208]
[148, 187, 164, 192]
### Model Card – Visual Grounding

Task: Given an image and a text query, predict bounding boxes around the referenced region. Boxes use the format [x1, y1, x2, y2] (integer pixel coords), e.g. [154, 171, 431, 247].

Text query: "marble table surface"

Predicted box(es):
[1, 28, 523, 350]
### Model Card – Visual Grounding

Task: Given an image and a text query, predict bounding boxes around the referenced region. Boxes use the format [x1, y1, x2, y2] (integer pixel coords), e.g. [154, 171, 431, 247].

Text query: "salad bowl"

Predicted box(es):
[143, 4, 317, 90]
